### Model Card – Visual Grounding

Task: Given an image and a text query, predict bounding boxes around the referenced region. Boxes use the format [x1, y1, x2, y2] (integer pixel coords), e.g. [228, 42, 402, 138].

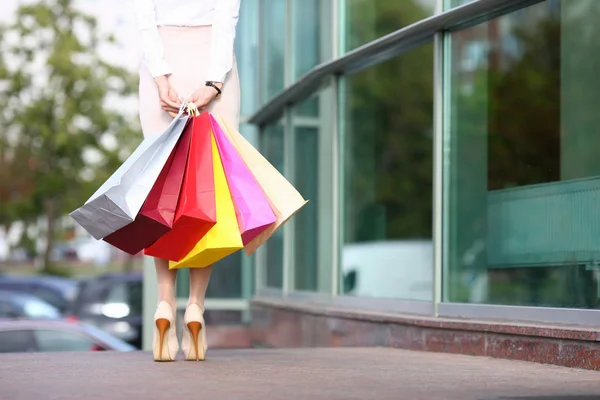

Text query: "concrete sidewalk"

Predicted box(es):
[1, 348, 600, 400]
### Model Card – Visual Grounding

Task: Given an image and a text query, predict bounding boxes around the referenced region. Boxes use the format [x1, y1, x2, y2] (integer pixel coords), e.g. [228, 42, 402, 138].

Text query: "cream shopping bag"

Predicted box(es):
[212, 114, 308, 256]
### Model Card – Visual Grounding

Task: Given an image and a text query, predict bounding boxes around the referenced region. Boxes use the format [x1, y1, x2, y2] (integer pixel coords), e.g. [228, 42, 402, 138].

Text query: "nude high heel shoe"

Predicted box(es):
[181, 304, 207, 361]
[153, 301, 179, 361]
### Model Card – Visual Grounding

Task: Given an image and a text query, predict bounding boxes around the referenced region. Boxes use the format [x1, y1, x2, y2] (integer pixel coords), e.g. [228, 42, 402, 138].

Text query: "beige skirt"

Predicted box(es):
[138, 26, 240, 137]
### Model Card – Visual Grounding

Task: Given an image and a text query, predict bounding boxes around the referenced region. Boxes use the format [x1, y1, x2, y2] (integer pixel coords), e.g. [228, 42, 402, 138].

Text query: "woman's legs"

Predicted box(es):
[155, 258, 177, 310]
[188, 265, 213, 309]
[153, 257, 179, 361]
[182, 265, 212, 361]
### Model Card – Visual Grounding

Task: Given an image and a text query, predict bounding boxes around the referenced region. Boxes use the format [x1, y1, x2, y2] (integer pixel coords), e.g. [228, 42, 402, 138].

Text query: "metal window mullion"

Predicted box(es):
[141, 255, 157, 351]
[437, 0, 444, 14]
[241, 252, 253, 322]
[432, 0, 445, 314]
[441, 30, 453, 304]
[285, 0, 294, 87]
[257, 0, 265, 106]
[433, 32, 444, 316]
[291, 116, 321, 128]
[176, 298, 249, 311]
[330, 0, 343, 297]
[255, 228, 266, 290]
[283, 108, 295, 294]
[255, 125, 267, 291]
[333, 75, 344, 295]
[335, 0, 344, 57]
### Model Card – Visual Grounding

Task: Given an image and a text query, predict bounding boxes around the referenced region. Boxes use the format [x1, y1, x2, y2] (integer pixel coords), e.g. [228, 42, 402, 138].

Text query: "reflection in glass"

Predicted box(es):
[206, 252, 243, 298]
[260, 0, 286, 103]
[445, 0, 474, 9]
[260, 120, 285, 288]
[293, 123, 319, 291]
[343, 0, 434, 52]
[341, 44, 434, 300]
[292, 0, 321, 79]
[235, 0, 259, 116]
[445, 0, 600, 308]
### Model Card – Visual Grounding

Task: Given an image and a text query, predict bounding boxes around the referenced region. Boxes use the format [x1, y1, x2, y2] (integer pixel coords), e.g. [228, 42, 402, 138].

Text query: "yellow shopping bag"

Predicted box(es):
[169, 131, 243, 269]
[212, 114, 308, 256]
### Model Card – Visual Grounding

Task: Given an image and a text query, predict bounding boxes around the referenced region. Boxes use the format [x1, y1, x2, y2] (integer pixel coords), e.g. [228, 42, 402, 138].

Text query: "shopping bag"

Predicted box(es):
[144, 112, 217, 261]
[70, 108, 189, 240]
[212, 114, 308, 256]
[169, 130, 243, 269]
[210, 114, 276, 245]
[103, 124, 193, 254]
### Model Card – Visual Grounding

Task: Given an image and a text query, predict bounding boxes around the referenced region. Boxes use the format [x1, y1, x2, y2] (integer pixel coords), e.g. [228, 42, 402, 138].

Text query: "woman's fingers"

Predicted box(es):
[168, 87, 181, 104]
[160, 98, 179, 110]
[161, 106, 179, 115]
[157, 83, 181, 111]
[161, 96, 180, 110]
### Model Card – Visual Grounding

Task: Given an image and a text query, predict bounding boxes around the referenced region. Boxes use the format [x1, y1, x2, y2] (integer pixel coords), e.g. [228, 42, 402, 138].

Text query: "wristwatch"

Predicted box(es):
[205, 81, 222, 98]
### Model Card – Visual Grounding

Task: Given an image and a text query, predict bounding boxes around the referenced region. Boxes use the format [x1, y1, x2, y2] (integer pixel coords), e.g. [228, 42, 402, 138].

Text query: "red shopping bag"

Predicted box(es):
[103, 123, 193, 255]
[144, 112, 217, 261]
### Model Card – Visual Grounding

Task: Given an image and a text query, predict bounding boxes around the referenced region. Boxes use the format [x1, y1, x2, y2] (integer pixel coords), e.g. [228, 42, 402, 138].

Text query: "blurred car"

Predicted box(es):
[0, 275, 79, 314]
[66, 273, 142, 348]
[0, 290, 62, 320]
[0, 319, 136, 353]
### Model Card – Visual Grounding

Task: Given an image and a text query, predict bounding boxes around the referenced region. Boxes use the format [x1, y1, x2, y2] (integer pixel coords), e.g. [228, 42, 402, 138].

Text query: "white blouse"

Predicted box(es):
[133, 0, 241, 82]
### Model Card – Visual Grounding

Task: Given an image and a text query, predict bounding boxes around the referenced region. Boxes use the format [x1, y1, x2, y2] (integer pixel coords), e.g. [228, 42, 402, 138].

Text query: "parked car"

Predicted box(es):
[0, 290, 62, 320]
[0, 319, 136, 353]
[66, 273, 142, 348]
[0, 275, 79, 314]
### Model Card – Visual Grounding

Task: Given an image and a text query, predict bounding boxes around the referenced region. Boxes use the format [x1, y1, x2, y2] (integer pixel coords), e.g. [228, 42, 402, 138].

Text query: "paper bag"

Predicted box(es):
[210, 114, 276, 245]
[70, 109, 189, 239]
[212, 114, 308, 256]
[103, 124, 192, 254]
[144, 113, 217, 261]
[169, 131, 243, 269]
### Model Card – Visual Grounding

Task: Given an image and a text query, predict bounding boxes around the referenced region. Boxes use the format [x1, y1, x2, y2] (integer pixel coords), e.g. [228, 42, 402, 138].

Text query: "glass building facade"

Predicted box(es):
[444, 0, 600, 312]
[143, 0, 600, 346]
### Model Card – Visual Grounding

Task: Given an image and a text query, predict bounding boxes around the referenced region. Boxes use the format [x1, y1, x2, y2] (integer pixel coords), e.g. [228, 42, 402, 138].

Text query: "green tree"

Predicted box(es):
[0, 0, 139, 271]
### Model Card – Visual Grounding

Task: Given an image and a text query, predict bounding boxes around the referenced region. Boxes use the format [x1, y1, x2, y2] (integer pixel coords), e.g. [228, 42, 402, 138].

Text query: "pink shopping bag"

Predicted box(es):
[210, 114, 276, 245]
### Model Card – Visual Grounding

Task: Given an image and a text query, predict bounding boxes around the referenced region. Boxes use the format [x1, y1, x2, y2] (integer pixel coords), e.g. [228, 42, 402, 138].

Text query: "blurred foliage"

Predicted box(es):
[0, 0, 139, 270]
[486, 16, 561, 190]
[344, 0, 431, 50]
[344, 0, 434, 243]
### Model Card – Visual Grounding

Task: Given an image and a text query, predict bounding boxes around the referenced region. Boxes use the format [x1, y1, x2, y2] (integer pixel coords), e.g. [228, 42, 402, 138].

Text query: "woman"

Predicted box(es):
[133, 0, 241, 362]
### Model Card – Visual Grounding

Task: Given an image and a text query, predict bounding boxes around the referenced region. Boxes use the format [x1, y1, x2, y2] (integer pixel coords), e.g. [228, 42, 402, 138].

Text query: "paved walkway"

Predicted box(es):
[1, 348, 600, 400]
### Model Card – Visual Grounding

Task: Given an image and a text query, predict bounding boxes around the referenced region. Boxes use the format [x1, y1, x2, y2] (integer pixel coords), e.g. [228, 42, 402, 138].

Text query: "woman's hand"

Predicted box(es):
[187, 83, 222, 112]
[155, 75, 181, 117]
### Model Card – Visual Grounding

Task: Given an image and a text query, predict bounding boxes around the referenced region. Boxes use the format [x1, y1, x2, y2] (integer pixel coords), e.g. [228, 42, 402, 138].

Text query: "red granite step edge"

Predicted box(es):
[250, 298, 600, 370]
[206, 325, 253, 349]
[251, 297, 600, 341]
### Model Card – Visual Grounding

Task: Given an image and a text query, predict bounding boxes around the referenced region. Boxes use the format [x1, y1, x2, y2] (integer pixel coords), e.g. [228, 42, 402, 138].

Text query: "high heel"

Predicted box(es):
[153, 301, 178, 361]
[181, 304, 206, 361]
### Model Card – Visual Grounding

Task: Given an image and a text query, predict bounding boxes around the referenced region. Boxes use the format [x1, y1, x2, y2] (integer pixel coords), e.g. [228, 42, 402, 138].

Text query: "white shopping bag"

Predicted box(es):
[70, 108, 189, 240]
